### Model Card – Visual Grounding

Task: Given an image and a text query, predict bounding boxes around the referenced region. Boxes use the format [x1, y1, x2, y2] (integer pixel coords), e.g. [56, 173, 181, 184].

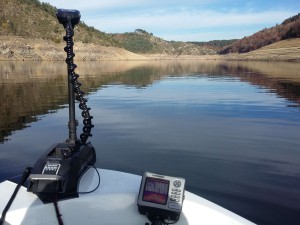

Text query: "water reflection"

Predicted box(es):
[1, 60, 300, 143]
[1, 60, 300, 225]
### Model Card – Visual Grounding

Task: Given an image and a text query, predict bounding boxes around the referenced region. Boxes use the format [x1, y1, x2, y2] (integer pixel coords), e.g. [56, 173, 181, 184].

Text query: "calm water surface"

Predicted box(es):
[0, 60, 300, 224]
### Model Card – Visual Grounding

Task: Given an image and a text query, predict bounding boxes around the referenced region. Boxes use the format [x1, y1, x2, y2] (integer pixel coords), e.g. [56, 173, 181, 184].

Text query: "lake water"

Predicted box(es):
[0, 60, 300, 224]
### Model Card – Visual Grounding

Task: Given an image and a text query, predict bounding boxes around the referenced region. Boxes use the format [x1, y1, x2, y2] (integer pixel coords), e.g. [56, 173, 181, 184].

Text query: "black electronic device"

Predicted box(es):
[56, 9, 80, 28]
[27, 143, 96, 203]
[27, 9, 96, 203]
[137, 172, 185, 224]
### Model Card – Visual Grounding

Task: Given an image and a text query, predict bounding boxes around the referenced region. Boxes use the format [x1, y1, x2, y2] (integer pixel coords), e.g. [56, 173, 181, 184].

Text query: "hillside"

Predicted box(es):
[0, 0, 151, 60]
[188, 39, 238, 52]
[0, 0, 216, 58]
[220, 38, 300, 61]
[220, 13, 300, 54]
[112, 29, 216, 55]
[0, 0, 120, 46]
[0, 0, 299, 61]
[0, 35, 149, 61]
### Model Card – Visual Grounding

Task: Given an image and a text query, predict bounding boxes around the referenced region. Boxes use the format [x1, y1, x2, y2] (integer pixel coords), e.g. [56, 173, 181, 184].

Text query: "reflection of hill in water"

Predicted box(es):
[1, 60, 300, 142]
[217, 62, 300, 107]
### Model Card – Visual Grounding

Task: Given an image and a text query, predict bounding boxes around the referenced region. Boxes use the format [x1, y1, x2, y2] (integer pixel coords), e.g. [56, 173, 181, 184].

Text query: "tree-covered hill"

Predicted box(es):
[188, 39, 238, 52]
[220, 13, 300, 54]
[112, 29, 216, 55]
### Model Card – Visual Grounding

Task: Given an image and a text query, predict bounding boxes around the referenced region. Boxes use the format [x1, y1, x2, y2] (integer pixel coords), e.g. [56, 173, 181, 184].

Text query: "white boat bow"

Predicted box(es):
[0, 168, 255, 225]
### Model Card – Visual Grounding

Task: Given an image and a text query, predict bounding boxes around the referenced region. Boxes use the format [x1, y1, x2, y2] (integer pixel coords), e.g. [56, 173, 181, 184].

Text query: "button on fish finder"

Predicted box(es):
[173, 180, 181, 188]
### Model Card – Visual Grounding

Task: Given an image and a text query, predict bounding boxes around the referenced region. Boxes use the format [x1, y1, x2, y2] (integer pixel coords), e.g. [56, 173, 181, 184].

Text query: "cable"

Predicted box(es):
[146, 214, 179, 225]
[163, 219, 179, 225]
[50, 165, 100, 225]
[78, 165, 101, 194]
[53, 195, 64, 225]
[0, 167, 32, 225]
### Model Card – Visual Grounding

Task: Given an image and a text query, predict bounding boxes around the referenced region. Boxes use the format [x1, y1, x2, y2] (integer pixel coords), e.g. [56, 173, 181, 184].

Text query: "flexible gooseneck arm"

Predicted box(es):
[57, 9, 94, 149]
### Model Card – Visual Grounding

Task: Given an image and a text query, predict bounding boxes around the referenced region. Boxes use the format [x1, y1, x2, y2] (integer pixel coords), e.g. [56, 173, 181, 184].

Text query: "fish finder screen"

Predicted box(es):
[143, 177, 169, 205]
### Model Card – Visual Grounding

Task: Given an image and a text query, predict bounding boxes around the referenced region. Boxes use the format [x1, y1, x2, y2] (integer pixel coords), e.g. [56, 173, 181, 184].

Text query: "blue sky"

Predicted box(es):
[41, 0, 299, 41]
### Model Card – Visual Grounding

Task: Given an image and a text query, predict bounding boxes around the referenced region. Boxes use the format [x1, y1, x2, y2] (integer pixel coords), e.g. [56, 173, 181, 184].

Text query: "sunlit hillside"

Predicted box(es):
[220, 13, 300, 54]
[222, 38, 300, 61]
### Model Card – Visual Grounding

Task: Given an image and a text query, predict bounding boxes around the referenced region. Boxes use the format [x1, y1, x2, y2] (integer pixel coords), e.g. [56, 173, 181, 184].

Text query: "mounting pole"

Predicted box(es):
[57, 9, 81, 144]
[66, 25, 77, 144]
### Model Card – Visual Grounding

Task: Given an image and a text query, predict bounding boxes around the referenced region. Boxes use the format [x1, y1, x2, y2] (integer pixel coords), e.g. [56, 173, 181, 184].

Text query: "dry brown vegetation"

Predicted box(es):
[0, 36, 149, 61]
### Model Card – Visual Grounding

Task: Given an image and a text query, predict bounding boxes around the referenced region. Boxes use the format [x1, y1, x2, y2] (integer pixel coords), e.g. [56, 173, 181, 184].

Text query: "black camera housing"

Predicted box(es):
[56, 9, 81, 27]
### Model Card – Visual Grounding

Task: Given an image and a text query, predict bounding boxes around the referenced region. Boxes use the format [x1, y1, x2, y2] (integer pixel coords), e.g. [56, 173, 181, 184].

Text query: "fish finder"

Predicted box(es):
[137, 172, 185, 224]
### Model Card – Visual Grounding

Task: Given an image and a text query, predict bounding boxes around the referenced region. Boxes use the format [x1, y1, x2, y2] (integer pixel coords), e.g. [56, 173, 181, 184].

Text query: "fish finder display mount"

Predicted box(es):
[137, 172, 185, 225]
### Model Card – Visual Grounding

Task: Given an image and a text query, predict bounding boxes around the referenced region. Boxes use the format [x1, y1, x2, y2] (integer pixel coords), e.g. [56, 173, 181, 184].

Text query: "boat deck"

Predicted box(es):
[0, 169, 255, 225]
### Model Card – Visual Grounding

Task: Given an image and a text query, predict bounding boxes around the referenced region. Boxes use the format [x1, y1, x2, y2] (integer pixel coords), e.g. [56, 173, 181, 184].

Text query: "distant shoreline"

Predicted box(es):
[1, 36, 299, 62]
[145, 38, 300, 62]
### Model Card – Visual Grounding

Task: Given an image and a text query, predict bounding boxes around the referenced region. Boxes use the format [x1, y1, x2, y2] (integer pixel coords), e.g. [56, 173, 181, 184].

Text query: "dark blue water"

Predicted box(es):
[1, 61, 300, 224]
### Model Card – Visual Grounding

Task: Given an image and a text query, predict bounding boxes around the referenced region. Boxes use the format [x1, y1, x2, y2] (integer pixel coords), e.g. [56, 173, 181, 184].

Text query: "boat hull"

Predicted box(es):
[0, 169, 255, 225]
